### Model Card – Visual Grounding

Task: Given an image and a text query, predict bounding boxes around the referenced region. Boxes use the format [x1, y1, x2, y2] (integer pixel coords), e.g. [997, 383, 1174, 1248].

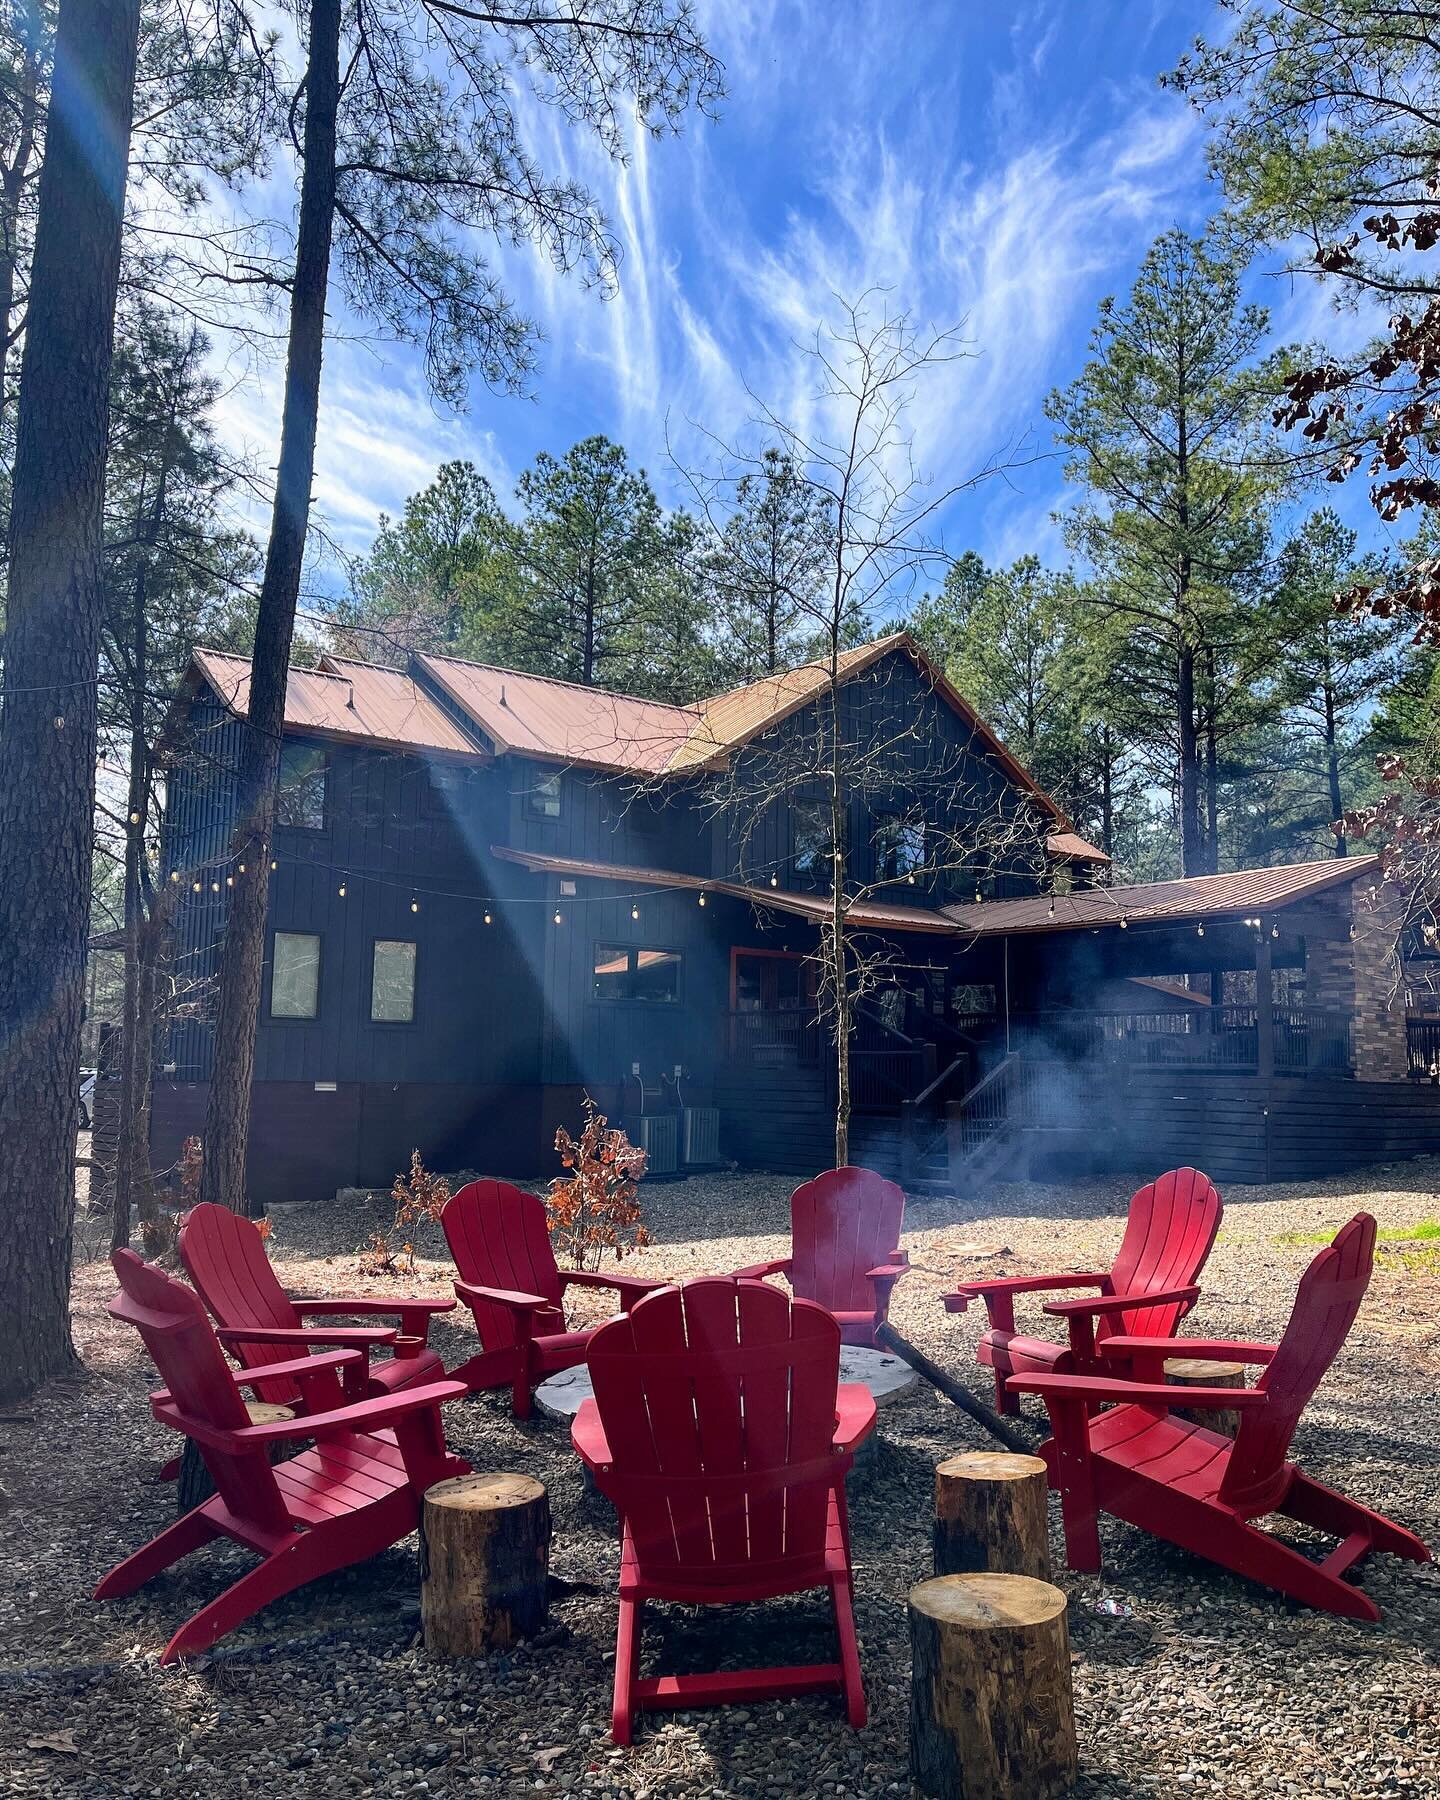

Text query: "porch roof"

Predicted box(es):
[940, 855, 1381, 936]
[490, 846, 962, 934]
[494, 847, 1382, 942]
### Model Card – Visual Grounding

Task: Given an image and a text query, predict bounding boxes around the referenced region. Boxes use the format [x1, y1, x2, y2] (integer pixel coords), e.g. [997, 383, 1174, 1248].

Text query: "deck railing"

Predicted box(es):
[1406, 1014, 1440, 1079]
[1009, 1006, 1352, 1073]
[725, 1008, 822, 1067]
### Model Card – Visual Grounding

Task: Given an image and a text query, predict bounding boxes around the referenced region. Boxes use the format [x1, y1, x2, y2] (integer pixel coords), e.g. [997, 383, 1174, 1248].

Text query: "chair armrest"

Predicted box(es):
[234, 1378, 470, 1444]
[866, 1260, 910, 1283]
[731, 1257, 792, 1281]
[294, 1296, 456, 1317]
[560, 1270, 668, 1310]
[833, 1383, 877, 1455]
[228, 1348, 365, 1390]
[1042, 1285, 1199, 1320]
[944, 1272, 1107, 1314]
[454, 1279, 550, 1312]
[571, 1397, 613, 1471]
[1007, 1372, 1269, 1410]
[1098, 1335, 1278, 1365]
[217, 1324, 397, 1348]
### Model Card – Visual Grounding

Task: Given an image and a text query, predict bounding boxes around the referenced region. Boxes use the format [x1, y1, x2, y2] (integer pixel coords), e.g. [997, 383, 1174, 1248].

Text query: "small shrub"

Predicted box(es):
[360, 1149, 450, 1277]
[548, 1093, 650, 1272]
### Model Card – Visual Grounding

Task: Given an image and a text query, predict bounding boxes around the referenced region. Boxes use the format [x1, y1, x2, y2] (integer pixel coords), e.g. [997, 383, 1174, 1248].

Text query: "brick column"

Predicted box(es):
[1309, 885, 1410, 1082]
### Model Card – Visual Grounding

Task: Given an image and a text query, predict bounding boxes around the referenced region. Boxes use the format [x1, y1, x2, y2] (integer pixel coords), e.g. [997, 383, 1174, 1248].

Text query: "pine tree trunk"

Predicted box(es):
[0, 0, 41, 427]
[0, 0, 141, 1401]
[1177, 645, 1203, 876]
[202, 0, 340, 1215]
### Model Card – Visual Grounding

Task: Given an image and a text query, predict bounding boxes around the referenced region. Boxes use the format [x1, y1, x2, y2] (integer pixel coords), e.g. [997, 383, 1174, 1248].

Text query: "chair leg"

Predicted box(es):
[830, 1573, 866, 1728]
[94, 1505, 219, 1599]
[612, 1593, 642, 1745]
[1047, 1403, 1102, 1573]
[511, 1370, 533, 1420]
[995, 1370, 1021, 1417]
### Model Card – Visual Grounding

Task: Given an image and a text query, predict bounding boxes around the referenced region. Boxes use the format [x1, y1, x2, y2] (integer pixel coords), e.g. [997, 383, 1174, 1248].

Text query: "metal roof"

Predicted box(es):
[416, 655, 696, 775]
[940, 856, 1380, 936]
[495, 847, 1381, 940]
[1046, 830, 1110, 864]
[190, 648, 483, 758]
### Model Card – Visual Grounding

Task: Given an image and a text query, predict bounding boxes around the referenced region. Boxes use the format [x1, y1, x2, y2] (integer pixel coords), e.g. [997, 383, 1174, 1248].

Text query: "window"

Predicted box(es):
[874, 811, 925, 881]
[276, 744, 327, 830]
[271, 931, 320, 1019]
[371, 939, 417, 1022]
[793, 800, 833, 877]
[527, 771, 562, 819]
[593, 944, 682, 1003]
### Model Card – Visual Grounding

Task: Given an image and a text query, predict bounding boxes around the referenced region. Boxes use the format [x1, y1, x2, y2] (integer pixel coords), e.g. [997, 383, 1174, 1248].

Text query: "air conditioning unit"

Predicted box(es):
[631, 1112, 678, 1177]
[680, 1105, 721, 1167]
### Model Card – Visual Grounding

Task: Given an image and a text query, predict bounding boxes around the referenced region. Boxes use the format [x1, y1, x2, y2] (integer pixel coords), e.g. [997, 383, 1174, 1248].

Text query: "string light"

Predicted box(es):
[238, 862, 246, 875]
[225, 875, 234, 889]
[270, 859, 278, 871]
[630, 904, 640, 921]
[1047, 896, 1055, 919]
[1197, 922, 1205, 938]
[410, 896, 420, 914]
[553, 908, 563, 924]
[1119, 914, 1128, 930]
[129, 811, 140, 825]
[338, 876, 348, 898]
[974, 886, 983, 904]
[698, 891, 707, 907]
[192, 880, 201, 893]
[211, 881, 220, 893]
[169, 871, 179, 884]
[906, 872, 916, 885]
[1270, 923, 1279, 939]
[769, 873, 778, 888]
[483, 908, 493, 926]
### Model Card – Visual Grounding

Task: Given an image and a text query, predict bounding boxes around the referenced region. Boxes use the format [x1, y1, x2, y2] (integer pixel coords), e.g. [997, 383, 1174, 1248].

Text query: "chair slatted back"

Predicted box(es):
[179, 1202, 310, 1404]
[109, 1249, 290, 1533]
[789, 1167, 905, 1316]
[442, 1180, 565, 1352]
[587, 1279, 842, 1586]
[1103, 1167, 1223, 1341]
[1219, 1214, 1376, 1515]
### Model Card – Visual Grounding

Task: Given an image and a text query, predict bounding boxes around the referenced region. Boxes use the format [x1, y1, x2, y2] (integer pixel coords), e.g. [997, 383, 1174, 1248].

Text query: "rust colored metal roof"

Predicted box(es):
[191, 649, 483, 758]
[1047, 830, 1110, 864]
[417, 654, 697, 774]
[941, 856, 1380, 936]
[491, 846, 964, 935]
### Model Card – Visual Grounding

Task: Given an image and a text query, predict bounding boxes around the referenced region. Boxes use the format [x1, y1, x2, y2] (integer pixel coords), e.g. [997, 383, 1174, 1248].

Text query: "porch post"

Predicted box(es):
[1255, 923, 1274, 1081]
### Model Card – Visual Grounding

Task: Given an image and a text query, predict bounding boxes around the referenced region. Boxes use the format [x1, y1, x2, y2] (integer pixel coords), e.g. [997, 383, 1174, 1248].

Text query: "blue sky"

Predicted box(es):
[213, 0, 1392, 602]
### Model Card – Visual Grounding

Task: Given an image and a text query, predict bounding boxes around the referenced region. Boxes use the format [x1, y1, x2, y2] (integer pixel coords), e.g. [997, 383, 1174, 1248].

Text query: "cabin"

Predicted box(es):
[151, 632, 1440, 1208]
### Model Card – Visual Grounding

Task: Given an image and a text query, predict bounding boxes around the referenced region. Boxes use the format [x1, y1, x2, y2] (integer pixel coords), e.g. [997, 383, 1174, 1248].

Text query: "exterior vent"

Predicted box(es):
[680, 1106, 721, 1166]
[633, 1112, 678, 1176]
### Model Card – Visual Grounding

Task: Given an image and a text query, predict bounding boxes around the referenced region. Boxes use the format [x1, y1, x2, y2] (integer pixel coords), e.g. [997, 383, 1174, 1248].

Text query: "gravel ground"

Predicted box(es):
[3, 1156, 1438, 1797]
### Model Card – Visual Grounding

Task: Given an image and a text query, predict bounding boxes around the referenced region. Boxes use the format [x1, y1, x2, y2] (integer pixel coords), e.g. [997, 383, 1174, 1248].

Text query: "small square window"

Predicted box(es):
[277, 744, 328, 830]
[271, 931, 320, 1019]
[371, 939, 417, 1022]
[875, 811, 925, 881]
[528, 771, 562, 819]
[593, 944, 682, 1003]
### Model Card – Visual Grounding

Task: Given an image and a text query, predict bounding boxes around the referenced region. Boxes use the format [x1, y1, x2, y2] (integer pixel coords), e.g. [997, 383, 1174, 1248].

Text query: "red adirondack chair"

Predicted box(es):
[732, 1166, 909, 1347]
[179, 1201, 455, 1410]
[442, 1179, 666, 1418]
[1009, 1215, 1432, 1619]
[96, 1249, 469, 1663]
[572, 1277, 875, 1743]
[945, 1166, 1222, 1415]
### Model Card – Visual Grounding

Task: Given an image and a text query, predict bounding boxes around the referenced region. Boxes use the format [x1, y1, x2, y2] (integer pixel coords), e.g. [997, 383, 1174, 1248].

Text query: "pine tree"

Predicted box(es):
[707, 447, 831, 682]
[1047, 229, 1290, 875]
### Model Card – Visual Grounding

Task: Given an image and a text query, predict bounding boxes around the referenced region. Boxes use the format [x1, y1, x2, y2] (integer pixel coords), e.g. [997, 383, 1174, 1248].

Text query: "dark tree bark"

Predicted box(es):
[1177, 643, 1204, 877]
[1324, 679, 1347, 857]
[0, 0, 43, 426]
[0, 0, 141, 1400]
[202, 0, 340, 1215]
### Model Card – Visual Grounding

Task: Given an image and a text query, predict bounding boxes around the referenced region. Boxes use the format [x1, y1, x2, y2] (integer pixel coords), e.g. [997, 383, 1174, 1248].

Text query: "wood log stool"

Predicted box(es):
[933, 1451, 1051, 1582]
[420, 1473, 551, 1655]
[1164, 1356, 1246, 1437]
[175, 1401, 295, 1516]
[909, 1573, 1077, 1800]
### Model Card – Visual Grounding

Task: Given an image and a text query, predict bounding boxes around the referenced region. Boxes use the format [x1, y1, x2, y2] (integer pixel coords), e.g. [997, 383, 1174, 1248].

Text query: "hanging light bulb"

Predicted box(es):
[553, 908, 563, 925]
[974, 885, 983, 904]
[698, 891, 707, 907]
[1270, 923, 1279, 939]
[270, 858, 278, 872]
[192, 880, 202, 893]
[1047, 896, 1056, 919]
[211, 881, 220, 893]
[769, 873, 778, 888]
[483, 908, 493, 926]
[129, 811, 140, 826]
[630, 903, 640, 921]
[169, 871, 179, 884]
[225, 875, 234, 889]
[1197, 922, 1205, 938]
[410, 896, 420, 914]
[238, 862, 246, 875]
[1119, 914, 1128, 930]
[906, 872, 916, 885]
[338, 876, 348, 898]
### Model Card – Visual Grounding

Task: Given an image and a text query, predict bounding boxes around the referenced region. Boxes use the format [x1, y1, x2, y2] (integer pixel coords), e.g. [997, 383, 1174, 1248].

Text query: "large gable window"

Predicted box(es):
[277, 744, 328, 830]
[874, 811, 925, 881]
[270, 931, 320, 1019]
[371, 939, 417, 1022]
[592, 943, 682, 1004]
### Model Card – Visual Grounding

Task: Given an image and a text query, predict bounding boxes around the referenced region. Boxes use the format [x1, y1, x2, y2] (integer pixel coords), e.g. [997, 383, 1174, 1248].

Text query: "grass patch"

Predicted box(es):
[1276, 1218, 1440, 1247]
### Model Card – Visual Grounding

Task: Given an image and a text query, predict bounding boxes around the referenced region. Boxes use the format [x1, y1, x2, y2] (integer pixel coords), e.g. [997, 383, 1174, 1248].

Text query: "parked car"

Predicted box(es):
[78, 1068, 96, 1131]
